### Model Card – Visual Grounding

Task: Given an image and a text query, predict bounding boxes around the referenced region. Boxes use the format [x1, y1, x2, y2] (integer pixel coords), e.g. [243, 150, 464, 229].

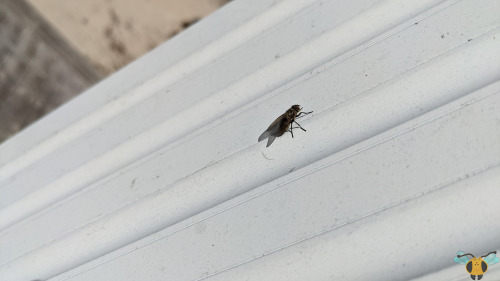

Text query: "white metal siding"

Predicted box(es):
[1, 0, 499, 280]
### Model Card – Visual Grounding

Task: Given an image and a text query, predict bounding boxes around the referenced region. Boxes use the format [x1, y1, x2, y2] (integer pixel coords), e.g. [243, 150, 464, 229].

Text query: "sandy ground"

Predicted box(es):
[26, 0, 228, 76]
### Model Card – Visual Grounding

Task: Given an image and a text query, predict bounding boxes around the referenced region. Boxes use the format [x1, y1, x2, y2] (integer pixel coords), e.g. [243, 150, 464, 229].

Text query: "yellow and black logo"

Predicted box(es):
[454, 251, 499, 280]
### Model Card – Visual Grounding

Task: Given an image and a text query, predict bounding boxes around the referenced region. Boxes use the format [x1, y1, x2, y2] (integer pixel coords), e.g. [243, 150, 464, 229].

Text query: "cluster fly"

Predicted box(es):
[258, 105, 313, 147]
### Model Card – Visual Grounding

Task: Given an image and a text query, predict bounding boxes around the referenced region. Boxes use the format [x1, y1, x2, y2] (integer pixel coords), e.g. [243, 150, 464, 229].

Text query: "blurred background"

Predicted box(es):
[0, 0, 229, 143]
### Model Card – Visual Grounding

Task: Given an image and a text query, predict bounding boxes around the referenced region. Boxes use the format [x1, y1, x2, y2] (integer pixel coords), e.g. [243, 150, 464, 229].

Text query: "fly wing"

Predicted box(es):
[258, 130, 271, 142]
[258, 115, 283, 142]
[266, 136, 276, 147]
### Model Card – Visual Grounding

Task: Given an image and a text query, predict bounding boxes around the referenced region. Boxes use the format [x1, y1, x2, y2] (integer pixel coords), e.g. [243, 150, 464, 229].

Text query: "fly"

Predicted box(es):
[258, 104, 313, 147]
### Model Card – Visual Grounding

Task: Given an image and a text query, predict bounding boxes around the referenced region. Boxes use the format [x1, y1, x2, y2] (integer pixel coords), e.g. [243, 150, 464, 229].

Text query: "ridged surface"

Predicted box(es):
[0, 0, 499, 280]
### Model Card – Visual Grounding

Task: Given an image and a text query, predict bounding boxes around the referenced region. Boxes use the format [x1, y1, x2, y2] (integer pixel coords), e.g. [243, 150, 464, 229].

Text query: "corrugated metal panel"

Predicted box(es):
[1, 0, 499, 280]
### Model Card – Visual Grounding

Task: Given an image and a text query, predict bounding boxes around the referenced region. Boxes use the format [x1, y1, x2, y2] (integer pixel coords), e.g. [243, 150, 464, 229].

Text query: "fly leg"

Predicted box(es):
[289, 122, 294, 138]
[293, 120, 307, 132]
[296, 111, 313, 119]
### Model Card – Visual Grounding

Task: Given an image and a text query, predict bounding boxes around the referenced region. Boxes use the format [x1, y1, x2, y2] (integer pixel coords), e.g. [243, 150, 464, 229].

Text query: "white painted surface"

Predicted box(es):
[1, 0, 499, 280]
